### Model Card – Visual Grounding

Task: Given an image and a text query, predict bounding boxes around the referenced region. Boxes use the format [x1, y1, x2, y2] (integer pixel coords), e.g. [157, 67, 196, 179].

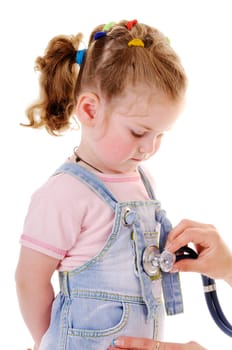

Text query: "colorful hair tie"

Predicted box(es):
[94, 31, 107, 40]
[103, 21, 116, 31]
[76, 49, 86, 65]
[128, 38, 144, 47]
[94, 21, 116, 40]
[126, 19, 138, 30]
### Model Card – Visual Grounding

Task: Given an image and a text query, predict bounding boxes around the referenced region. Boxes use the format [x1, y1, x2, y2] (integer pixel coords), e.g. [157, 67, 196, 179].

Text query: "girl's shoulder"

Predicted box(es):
[30, 163, 96, 209]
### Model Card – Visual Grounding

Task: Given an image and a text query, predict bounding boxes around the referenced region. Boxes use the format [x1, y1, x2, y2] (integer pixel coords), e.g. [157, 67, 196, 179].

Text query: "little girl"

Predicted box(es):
[15, 19, 187, 350]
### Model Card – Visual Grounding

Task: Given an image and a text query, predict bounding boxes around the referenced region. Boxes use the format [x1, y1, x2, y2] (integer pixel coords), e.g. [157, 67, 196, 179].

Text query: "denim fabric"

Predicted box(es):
[138, 167, 183, 315]
[39, 163, 183, 350]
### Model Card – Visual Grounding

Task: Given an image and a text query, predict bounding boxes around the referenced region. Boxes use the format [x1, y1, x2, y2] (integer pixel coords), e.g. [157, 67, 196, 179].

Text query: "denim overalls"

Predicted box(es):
[39, 162, 183, 350]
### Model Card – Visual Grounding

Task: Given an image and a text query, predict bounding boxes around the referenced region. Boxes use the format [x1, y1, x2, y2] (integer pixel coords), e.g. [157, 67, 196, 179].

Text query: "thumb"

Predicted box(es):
[173, 258, 203, 273]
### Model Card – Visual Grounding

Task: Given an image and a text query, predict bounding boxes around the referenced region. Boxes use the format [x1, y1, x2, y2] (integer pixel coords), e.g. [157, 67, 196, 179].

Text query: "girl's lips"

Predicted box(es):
[131, 158, 143, 162]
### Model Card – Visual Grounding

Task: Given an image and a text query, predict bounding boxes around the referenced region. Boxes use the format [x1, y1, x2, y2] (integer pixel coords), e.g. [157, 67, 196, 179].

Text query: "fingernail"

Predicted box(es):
[112, 339, 119, 346]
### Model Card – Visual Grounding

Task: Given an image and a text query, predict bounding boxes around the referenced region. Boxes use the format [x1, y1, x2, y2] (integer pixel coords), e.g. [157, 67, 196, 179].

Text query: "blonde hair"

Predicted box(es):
[23, 20, 187, 135]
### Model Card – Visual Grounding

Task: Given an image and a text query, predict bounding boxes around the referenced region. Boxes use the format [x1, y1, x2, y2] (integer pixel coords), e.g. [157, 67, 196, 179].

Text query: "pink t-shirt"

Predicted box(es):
[20, 161, 156, 271]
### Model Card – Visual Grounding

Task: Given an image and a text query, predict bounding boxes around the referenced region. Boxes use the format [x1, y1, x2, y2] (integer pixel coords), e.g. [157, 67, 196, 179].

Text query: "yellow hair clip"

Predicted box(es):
[128, 38, 144, 47]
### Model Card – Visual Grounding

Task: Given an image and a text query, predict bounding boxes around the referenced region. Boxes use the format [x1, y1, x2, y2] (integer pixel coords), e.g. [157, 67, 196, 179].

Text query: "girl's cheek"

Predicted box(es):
[103, 141, 133, 161]
[153, 138, 163, 153]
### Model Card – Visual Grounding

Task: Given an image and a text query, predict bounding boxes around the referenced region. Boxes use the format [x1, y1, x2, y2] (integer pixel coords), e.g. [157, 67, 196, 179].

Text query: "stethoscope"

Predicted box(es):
[142, 245, 232, 337]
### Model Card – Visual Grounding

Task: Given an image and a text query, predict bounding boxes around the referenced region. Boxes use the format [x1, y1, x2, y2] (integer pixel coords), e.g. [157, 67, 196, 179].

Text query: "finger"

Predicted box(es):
[109, 340, 204, 350]
[111, 336, 159, 349]
[172, 258, 208, 274]
[166, 227, 212, 253]
[167, 219, 210, 242]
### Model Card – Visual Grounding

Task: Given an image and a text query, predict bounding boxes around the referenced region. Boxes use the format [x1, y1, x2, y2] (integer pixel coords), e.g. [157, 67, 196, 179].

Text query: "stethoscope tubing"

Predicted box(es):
[201, 275, 232, 337]
[175, 246, 232, 337]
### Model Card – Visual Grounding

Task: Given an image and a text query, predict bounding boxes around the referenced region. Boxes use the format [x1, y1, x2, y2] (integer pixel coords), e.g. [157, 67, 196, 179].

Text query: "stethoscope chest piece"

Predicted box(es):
[142, 245, 160, 276]
[142, 245, 176, 276]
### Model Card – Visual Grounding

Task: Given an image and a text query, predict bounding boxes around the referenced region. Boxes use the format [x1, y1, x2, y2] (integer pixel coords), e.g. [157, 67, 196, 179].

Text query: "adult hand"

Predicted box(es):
[165, 219, 232, 285]
[108, 336, 207, 350]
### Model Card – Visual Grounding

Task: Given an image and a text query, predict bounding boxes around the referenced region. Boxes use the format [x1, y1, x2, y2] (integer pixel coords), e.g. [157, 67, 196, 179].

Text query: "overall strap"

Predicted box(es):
[138, 166, 156, 200]
[138, 166, 184, 315]
[53, 162, 118, 211]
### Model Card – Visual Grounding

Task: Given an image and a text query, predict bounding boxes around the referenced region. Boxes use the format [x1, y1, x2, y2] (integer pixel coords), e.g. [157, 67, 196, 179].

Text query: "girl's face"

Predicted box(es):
[80, 85, 184, 174]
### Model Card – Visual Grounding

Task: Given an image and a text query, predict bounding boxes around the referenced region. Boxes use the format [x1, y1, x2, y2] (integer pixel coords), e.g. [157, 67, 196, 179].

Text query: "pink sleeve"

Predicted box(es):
[20, 174, 84, 260]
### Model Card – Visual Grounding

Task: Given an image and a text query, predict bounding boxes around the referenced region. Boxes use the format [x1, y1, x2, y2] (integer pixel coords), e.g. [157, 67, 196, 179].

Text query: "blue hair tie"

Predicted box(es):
[93, 31, 107, 40]
[76, 49, 86, 65]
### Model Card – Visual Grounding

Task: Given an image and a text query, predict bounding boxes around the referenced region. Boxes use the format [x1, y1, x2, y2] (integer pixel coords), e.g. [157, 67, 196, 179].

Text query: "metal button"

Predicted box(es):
[123, 208, 136, 225]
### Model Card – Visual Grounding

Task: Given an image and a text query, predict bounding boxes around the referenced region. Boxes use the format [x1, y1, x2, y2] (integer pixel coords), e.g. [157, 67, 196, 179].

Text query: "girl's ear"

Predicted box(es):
[76, 92, 100, 127]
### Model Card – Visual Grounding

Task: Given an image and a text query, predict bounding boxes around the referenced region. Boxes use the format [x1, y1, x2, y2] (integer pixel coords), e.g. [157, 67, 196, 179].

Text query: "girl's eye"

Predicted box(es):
[131, 130, 146, 138]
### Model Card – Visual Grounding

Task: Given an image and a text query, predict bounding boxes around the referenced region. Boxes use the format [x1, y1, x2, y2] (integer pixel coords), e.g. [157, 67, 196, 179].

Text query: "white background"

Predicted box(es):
[1, 0, 232, 349]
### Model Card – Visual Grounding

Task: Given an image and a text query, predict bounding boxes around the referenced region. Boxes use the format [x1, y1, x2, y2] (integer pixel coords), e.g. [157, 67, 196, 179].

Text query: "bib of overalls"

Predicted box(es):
[39, 162, 183, 350]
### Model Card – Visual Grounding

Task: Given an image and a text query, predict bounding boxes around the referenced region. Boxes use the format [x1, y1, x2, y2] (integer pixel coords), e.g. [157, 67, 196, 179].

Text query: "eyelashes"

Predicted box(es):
[131, 130, 165, 139]
[131, 130, 146, 138]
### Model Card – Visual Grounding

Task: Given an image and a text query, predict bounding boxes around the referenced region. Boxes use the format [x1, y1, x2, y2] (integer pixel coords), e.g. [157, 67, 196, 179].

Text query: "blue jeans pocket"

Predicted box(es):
[68, 297, 129, 337]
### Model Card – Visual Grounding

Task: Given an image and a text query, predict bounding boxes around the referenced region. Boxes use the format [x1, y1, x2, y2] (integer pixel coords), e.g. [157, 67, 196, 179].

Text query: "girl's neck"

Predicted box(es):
[74, 148, 103, 173]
